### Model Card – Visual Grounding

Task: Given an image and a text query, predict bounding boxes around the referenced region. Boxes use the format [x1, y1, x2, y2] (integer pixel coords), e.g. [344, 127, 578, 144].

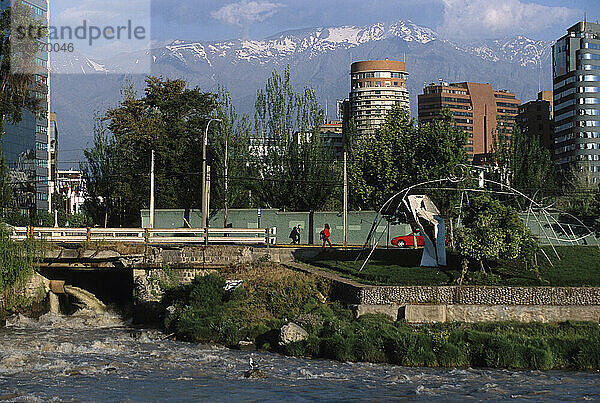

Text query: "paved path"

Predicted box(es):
[282, 260, 366, 289]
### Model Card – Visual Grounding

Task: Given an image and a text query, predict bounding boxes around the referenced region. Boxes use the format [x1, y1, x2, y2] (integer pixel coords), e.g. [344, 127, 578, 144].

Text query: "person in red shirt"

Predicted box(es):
[321, 223, 332, 248]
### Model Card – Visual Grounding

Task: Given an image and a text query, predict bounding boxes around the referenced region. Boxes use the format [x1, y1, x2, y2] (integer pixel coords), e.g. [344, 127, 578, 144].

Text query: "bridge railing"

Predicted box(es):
[10, 227, 277, 245]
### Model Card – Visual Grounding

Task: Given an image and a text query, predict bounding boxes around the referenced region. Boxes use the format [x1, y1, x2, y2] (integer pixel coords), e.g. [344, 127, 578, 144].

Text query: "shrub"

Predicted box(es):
[321, 332, 355, 362]
[188, 274, 226, 311]
[436, 342, 469, 367]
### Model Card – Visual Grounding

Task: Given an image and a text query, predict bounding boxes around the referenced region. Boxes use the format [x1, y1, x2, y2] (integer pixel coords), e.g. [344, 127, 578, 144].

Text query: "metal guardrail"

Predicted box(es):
[10, 227, 277, 245]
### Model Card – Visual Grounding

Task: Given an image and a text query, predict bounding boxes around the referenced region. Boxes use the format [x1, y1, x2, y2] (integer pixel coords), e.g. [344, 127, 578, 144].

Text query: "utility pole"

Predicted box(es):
[202, 118, 221, 229]
[205, 165, 211, 246]
[224, 136, 228, 228]
[343, 151, 348, 248]
[150, 149, 155, 229]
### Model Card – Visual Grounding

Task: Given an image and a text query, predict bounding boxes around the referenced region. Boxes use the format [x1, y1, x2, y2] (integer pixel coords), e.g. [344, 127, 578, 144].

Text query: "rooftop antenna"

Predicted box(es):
[325, 99, 328, 123]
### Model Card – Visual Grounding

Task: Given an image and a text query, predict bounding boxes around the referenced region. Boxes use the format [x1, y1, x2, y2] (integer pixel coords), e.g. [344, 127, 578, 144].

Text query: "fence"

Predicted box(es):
[140, 209, 599, 246]
[10, 227, 277, 245]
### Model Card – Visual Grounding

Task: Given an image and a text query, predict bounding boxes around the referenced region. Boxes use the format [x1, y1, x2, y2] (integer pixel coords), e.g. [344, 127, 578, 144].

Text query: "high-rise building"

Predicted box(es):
[517, 91, 554, 153]
[319, 120, 343, 159]
[418, 82, 520, 161]
[552, 21, 600, 185]
[1, 0, 50, 213]
[346, 60, 410, 136]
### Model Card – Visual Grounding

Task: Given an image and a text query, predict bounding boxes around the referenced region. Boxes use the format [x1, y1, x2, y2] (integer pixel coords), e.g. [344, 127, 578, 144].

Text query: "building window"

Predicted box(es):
[36, 192, 48, 201]
[580, 75, 600, 82]
[36, 142, 47, 150]
[35, 74, 47, 85]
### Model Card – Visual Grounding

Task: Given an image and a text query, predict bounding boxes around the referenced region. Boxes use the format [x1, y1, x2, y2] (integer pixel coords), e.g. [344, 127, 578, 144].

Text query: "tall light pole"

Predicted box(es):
[343, 151, 348, 248]
[150, 149, 155, 229]
[224, 135, 228, 228]
[202, 118, 221, 230]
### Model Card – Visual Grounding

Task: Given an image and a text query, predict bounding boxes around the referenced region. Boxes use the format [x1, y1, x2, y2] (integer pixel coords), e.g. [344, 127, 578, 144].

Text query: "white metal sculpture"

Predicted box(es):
[405, 195, 446, 267]
[357, 166, 599, 273]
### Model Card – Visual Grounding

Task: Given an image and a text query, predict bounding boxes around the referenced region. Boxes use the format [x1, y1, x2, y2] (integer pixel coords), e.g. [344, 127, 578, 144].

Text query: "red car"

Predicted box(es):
[391, 231, 448, 247]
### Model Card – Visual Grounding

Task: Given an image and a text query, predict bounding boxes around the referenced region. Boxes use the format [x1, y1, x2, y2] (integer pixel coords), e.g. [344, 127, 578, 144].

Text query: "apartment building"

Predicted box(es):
[418, 82, 520, 161]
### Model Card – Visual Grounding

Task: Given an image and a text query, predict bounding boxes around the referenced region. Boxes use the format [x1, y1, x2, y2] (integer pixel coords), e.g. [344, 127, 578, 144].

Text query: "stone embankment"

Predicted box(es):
[284, 261, 600, 324]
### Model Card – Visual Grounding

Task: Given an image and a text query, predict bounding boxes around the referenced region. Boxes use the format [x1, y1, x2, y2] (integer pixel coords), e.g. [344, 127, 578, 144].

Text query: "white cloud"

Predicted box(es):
[53, 0, 150, 26]
[211, 0, 283, 27]
[48, 0, 151, 68]
[439, 0, 579, 39]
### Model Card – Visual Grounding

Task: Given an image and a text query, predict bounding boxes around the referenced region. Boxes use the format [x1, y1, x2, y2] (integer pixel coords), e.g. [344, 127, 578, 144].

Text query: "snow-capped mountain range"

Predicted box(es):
[52, 20, 550, 73]
[51, 20, 554, 163]
[163, 20, 438, 65]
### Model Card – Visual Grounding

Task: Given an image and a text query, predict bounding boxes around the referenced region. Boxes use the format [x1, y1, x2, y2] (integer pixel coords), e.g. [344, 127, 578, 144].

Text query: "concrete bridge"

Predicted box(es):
[36, 242, 320, 322]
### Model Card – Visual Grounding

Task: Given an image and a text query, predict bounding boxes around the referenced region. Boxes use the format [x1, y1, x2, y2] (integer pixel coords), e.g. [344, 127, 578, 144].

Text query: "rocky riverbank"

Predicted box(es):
[160, 262, 600, 371]
[0, 273, 49, 323]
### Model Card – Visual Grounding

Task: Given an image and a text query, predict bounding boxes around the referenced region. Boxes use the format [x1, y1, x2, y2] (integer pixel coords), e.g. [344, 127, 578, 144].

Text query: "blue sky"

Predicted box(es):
[48, 0, 599, 58]
[151, 0, 599, 42]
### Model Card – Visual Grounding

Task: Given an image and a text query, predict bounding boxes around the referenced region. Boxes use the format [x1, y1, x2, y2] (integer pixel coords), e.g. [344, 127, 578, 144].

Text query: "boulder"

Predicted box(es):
[279, 322, 308, 345]
[243, 368, 267, 379]
[238, 340, 256, 351]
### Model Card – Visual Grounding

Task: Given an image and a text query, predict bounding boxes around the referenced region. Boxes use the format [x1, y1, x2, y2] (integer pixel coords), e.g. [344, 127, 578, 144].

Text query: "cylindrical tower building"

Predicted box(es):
[348, 60, 410, 136]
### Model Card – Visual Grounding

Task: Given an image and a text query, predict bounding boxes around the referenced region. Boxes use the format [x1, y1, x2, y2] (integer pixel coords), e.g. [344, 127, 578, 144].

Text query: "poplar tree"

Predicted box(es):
[509, 125, 556, 198]
[250, 66, 335, 211]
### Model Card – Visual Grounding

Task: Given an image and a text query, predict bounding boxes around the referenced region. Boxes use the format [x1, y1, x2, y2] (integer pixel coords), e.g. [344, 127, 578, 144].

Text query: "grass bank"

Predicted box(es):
[162, 263, 600, 371]
[303, 246, 600, 286]
[0, 227, 44, 319]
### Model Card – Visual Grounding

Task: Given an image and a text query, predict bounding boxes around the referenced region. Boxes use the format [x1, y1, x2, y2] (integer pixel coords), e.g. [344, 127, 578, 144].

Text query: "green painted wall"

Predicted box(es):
[140, 209, 599, 246]
[141, 208, 412, 246]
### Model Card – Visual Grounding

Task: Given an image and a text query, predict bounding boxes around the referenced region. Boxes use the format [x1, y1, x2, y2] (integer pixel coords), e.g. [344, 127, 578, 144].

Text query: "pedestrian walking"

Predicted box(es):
[289, 226, 300, 244]
[321, 223, 332, 248]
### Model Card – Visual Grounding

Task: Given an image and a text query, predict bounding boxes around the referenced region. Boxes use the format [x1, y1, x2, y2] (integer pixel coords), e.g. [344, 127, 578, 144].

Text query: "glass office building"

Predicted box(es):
[553, 21, 600, 185]
[0, 0, 50, 213]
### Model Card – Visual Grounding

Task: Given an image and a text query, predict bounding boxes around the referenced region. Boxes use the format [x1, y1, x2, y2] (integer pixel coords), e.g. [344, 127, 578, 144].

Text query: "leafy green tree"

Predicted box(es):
[556, 168, 600, 218]
[342, 117, 358, 156]
[349, 107, 467, 212]
[81, 114, 120, 226]
[209, 86, 253, 225]
[82, 77, 219, 227]
[509, 125, 556, 197]
[454, 194, 539, 284]
[491, 119, 556, 198]
[250, 67, 336, 211]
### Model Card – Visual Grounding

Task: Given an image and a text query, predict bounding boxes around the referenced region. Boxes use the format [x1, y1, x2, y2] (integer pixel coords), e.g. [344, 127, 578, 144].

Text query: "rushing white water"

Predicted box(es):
[63, 286, 107, 313]
[1, 311, 600, 401]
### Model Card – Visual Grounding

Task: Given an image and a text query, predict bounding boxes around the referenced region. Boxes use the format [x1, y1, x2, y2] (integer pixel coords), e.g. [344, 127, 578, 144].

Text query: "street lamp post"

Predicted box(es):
[202, 118, 221, 230]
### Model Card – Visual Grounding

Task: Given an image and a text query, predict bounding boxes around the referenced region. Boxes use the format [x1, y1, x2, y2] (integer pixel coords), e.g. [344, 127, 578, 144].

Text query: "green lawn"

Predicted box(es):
[303, 246, 600, 287]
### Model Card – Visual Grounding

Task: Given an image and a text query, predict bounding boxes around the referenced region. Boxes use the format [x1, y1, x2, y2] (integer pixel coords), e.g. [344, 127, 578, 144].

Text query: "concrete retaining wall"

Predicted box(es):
[403, 304, 600, 323]
[141, 208, 412, 246]
[359, 285, 600, 306]
[350, 285, 600, 323]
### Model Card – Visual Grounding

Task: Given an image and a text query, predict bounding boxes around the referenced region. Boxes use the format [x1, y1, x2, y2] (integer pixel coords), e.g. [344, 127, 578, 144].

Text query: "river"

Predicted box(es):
[1, 311, 599, 402]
